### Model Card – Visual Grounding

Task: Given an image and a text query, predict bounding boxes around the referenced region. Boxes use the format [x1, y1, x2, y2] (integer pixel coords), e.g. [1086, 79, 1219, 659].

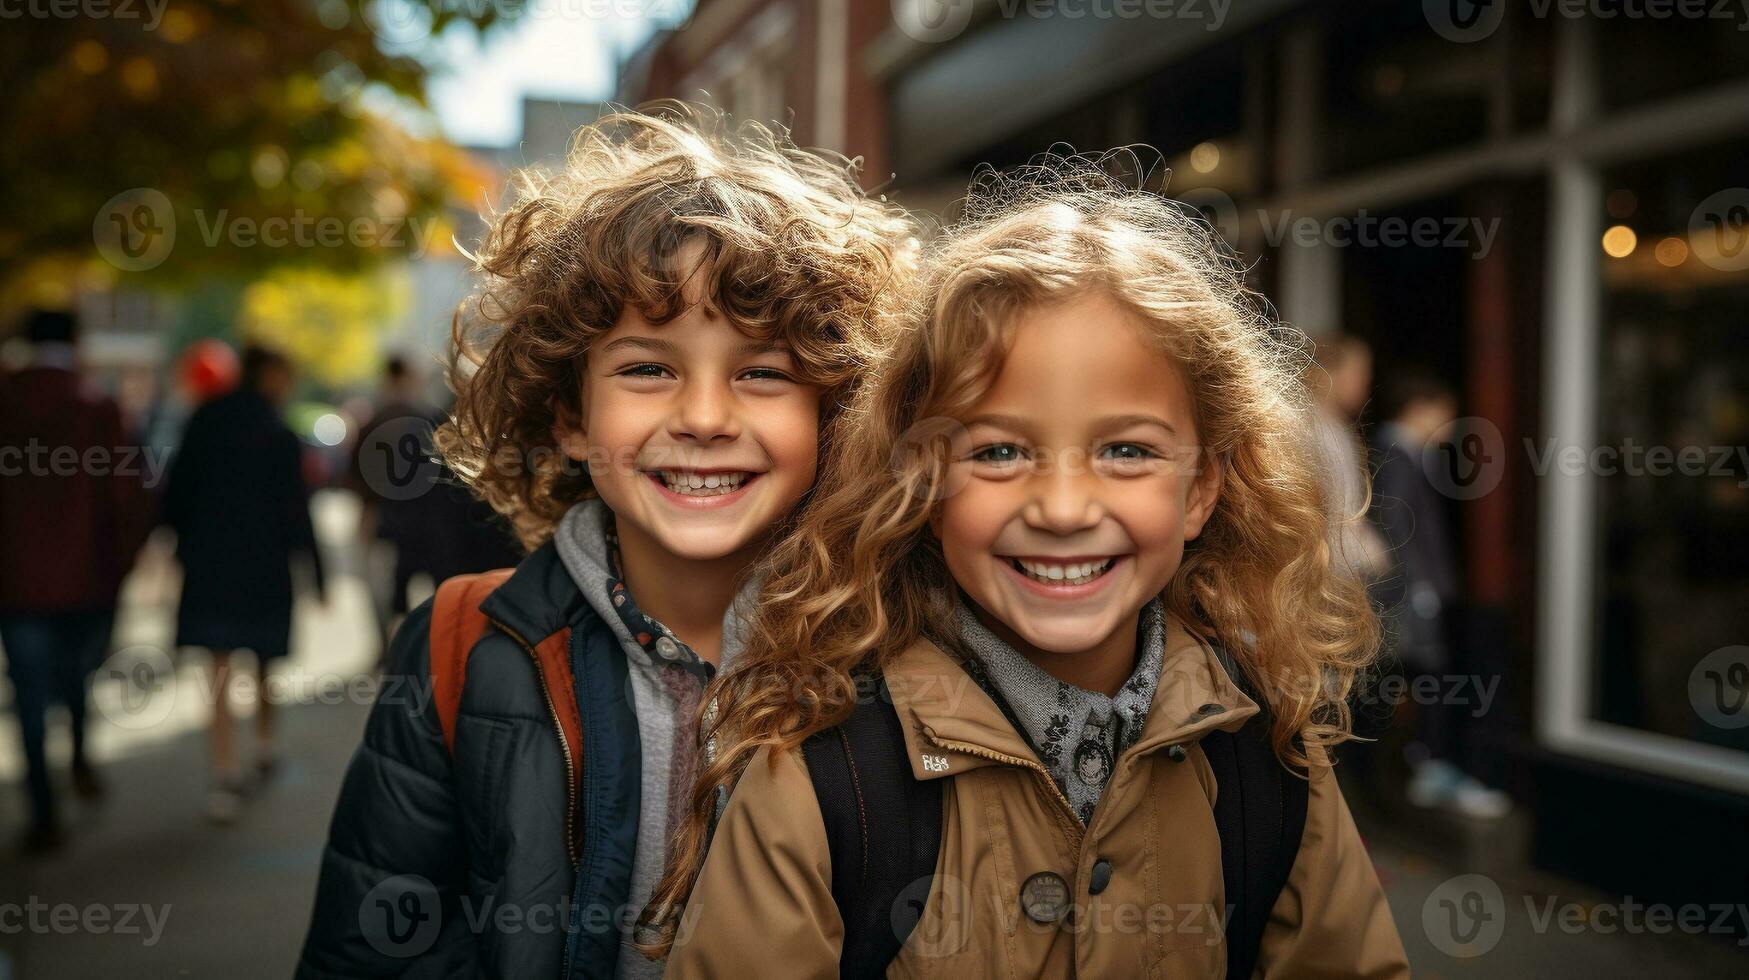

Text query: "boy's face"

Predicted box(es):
[559, 292, 823, 564]
[931, 291, 1222, 661]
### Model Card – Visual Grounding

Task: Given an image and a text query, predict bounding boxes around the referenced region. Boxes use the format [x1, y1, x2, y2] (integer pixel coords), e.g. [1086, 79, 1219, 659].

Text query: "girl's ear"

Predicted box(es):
[1182, 449, 1225, 541]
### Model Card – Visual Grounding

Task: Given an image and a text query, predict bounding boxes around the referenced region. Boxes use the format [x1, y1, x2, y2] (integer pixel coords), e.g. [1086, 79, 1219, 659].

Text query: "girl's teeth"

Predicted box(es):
[659, 472, 751, 496]
[1012, 558, 1114, 586]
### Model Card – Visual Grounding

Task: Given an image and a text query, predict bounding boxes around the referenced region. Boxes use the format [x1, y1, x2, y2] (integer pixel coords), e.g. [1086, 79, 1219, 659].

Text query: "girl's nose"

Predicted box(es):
[1023, 465, 1103, 534]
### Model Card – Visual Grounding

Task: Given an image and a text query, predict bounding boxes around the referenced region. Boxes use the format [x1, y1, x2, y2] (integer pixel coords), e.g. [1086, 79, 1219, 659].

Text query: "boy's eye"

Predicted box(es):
[969, 443, 1026, 466]
[619, 363, 674, 380]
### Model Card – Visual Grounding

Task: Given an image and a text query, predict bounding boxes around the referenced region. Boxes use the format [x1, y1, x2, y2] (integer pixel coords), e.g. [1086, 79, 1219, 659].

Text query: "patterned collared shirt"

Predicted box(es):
[603, 518, 715, 683]
[953, 598, 1168, 825]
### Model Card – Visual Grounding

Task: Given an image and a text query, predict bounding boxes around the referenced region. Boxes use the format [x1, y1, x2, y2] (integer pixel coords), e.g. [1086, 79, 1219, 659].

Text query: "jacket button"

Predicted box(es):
[1167, 744, 1188, 763]
[655, 636, 681, 659]
[1089, 859, 1113, 895]
[1020, 871, 1070, 924]
[1197, 702, 1224, 716]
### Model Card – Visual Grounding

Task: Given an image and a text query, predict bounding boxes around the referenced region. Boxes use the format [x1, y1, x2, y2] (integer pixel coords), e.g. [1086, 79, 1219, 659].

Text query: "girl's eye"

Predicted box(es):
[970, 444, 1026, 465]
[620, 363, 674, 380]
[1101, 443, 1160, 461]
[738, 367, 794, 383]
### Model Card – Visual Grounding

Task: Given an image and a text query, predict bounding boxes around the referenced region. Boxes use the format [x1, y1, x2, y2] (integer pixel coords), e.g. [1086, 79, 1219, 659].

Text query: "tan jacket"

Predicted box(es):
[666, 619, 1409, 979]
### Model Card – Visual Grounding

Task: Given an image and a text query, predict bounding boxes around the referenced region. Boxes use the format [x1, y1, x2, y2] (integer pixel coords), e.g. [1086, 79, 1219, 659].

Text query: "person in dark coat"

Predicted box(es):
[1369, 368, 1509, 819]
[163, 344, 325, 822]
[0, 309, 150, 853]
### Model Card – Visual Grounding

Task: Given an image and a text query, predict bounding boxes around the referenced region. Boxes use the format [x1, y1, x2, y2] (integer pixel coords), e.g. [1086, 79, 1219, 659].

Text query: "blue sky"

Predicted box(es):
[421, 6, 675, 148]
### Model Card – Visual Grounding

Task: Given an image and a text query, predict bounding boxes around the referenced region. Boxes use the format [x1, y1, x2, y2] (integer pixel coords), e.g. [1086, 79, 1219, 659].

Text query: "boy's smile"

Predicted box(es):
[932, 290, 1222, 694]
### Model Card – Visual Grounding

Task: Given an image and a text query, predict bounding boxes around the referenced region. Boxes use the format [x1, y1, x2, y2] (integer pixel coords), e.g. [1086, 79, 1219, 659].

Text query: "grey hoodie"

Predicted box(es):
[553, 499, 754, 979]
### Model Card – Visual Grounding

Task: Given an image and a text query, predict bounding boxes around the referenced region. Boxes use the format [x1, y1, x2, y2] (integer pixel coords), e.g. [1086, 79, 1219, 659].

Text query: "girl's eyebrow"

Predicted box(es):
[1097, 413, 1179, 436]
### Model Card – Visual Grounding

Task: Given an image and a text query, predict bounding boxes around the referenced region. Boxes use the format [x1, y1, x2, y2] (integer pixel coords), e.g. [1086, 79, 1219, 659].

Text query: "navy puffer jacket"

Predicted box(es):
[297, 542, 641, 979]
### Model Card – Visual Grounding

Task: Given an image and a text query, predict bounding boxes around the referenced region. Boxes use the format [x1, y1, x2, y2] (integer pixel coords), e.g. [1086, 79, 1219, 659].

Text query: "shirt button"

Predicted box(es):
[1089, 859, 1114, 895]
[654, 636, 680, 659]
[1167, 744, 1188, 763]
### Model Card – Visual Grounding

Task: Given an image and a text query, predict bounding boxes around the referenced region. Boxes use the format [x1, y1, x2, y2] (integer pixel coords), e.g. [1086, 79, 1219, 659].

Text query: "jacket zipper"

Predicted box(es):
[484, 614, 581, 870]
[923, 733, 1084, 846]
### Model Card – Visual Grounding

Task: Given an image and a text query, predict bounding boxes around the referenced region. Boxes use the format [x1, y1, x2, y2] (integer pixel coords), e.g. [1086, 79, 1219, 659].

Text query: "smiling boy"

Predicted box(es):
[297, 109, 911, 979]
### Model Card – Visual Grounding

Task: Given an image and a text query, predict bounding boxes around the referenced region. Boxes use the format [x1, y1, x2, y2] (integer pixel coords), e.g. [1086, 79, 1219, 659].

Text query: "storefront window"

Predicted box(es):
[1592, 141, 1749, 756]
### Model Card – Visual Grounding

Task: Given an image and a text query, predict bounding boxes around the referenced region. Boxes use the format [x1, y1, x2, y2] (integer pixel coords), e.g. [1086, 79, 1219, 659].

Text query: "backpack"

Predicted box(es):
[803, 673, 1308, 980]
[427, 570, 582, 770]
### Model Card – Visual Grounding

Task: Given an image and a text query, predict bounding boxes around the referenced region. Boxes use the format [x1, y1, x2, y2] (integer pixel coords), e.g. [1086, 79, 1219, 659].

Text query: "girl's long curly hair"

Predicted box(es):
[639, 158, 1381, 955]
[437, 104, 916, 549]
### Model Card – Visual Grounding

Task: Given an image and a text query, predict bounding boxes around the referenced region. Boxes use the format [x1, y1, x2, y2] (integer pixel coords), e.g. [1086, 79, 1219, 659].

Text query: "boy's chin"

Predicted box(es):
[639, 520, 763, 563]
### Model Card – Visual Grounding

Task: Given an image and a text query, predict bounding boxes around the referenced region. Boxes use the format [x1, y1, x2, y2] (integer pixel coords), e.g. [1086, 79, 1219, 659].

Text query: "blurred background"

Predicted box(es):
[2, 0, 1748, 976]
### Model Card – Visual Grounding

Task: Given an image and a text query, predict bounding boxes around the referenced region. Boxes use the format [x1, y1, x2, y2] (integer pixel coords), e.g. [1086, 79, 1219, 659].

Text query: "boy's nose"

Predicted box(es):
[670, 379, 741, 443]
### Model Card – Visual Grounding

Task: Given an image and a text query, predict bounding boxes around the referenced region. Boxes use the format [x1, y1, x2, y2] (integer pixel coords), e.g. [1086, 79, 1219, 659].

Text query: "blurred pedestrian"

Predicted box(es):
[0, 309, 150, 854]
[1369, 368, 1510, 820]
[1309, 334, 1388, 582]
[349, 354, 436, 653]
[163, 344, 325, 824]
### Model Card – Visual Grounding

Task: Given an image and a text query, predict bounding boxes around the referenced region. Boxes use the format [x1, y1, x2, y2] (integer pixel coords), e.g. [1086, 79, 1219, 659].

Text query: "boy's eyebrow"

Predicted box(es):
[598, 335, 678, 357]
[594, 336, 790, 358]
[962, 413, 1034, 433]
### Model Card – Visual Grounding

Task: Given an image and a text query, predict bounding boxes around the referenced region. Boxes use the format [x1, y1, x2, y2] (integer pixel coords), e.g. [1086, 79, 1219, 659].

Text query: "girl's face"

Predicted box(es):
[931, 291, 1223, 661]
[558, 295, 823, 564]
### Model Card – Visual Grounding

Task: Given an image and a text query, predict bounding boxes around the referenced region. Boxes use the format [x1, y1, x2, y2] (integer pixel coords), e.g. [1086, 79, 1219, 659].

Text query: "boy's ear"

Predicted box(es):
[1181, 449, 1225, 542]
[552, 400, 589, 463]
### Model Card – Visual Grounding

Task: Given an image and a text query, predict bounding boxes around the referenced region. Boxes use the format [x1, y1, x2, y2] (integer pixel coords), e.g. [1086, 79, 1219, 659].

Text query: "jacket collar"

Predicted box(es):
[478, 539, 595, 645]
[886, 614, 1260, 782]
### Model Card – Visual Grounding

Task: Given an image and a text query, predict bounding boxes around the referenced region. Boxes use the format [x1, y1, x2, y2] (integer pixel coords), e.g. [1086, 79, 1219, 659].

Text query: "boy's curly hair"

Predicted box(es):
[436, 104, 916, 549]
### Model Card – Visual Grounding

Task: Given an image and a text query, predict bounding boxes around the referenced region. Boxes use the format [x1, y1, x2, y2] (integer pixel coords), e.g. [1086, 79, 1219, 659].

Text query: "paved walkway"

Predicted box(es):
[2, 492, 1746, 977]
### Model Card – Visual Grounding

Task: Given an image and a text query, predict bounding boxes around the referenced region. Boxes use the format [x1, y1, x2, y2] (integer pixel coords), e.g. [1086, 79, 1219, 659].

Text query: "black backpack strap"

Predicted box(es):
[1203, 653, 1310, 980]
[801, 676, 943, 980]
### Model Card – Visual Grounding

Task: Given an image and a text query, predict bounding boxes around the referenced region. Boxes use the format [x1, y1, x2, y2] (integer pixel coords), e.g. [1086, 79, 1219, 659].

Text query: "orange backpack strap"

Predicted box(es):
[430, 569, 516, 753]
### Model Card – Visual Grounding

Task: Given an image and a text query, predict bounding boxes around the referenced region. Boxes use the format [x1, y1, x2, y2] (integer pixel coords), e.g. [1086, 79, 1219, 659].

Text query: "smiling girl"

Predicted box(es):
[643, 163, 1408, 978]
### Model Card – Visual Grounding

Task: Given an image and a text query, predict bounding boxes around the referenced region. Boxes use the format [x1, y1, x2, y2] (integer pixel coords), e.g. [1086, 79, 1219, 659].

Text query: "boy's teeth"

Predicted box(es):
[1012, 558, 1114, 586]
[658, 471, 752, 496]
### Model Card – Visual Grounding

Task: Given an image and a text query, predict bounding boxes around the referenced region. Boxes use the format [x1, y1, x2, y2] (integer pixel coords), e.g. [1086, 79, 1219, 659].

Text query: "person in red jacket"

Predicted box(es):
[0, 309, 149, 854]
